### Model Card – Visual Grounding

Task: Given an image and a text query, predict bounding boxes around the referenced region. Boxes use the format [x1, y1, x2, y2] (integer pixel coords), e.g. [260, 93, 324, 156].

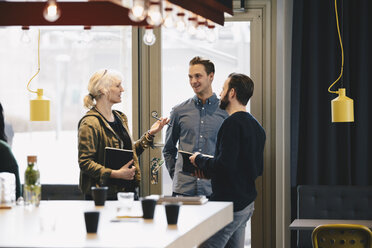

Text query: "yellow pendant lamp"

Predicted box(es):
[28, 29, 50, 121]
[331, 88, 354, 122]
[30, 88, 50, 121]
[328, 0, 354, 123]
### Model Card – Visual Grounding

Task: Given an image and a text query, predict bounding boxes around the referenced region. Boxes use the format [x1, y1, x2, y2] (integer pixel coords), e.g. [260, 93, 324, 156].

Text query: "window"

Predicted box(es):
[0, 26, 132, 184]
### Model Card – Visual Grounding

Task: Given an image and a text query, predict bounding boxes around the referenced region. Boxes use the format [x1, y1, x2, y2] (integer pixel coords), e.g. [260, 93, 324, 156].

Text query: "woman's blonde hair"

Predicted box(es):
[83, 69, 123, 109]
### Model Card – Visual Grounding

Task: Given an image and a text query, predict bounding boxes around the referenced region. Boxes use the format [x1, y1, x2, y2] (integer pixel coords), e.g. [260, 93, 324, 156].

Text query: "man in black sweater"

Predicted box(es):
[190, 73, 266, 248]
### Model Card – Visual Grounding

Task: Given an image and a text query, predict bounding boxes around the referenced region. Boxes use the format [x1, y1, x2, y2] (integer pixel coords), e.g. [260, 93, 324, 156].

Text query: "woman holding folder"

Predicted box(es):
[78, 69, 169, 200]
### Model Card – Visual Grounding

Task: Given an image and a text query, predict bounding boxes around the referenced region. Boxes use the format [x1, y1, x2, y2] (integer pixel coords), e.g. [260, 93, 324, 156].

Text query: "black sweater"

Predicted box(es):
[195, 111, 266, 212]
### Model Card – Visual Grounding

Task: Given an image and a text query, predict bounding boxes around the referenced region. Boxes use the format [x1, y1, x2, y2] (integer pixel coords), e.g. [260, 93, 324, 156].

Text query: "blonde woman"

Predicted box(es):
[78, 69, 169, 200]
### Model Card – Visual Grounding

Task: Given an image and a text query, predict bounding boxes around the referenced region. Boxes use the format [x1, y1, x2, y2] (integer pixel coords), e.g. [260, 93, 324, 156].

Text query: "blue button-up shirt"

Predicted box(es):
[163, 93, 228, 196]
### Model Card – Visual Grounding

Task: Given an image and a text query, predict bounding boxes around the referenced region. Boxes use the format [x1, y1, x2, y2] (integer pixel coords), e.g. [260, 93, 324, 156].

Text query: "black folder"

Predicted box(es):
[179, 150, 194, 173]
[179, 150, 213, 173]
[104, 147, 133, 170]
[104, 147, 134, 188]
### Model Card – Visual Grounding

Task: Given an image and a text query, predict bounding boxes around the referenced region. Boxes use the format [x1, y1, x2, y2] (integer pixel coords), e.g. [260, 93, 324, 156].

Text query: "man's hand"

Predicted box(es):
[192, 169, 208, 179]
[189, 152, 200, 166]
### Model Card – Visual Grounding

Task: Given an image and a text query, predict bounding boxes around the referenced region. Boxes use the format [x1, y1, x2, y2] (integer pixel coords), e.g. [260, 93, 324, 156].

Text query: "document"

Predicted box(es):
[105, 147, 134, 187]
[104, 147, 133, 170]
[178, 150, 213, 173]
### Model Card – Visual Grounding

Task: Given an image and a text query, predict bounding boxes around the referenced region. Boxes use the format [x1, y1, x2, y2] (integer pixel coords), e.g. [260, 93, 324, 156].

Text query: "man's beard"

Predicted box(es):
[219, 93, 230, 110]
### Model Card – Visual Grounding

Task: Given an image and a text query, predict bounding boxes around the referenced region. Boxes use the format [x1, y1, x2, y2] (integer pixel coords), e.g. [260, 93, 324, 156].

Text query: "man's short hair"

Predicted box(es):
[227, 73, 254, 106]
[189, 56, 215, 75]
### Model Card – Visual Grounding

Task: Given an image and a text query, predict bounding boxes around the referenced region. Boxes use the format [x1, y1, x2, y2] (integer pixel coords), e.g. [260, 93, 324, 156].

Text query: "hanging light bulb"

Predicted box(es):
[43, 0, 61, 22]
[187, 16, 197, 36]
[80, 26, 92, 43]
[176, 12, 186, 32]
[196, 19, 207, 40]
[143, 26, 156, 46]
[163, 6, 174, 28]
[129, 0, 147, 22]
[21, 26, 31, 44]
[206, 23, 217, 43]
[147, 1, 163, 26]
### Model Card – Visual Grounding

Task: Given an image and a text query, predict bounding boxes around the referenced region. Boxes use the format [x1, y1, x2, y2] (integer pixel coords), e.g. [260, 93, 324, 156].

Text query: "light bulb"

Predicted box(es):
[176, 12, 186, 32]
[80, 26, 92, 43]
[147, 2, 163, 26]
[43, 0, 61, 22]
[163, 7, 174, 28]
[129, 0, 146, 22]
[206, 24, 217, 43]
[143, 27, 156, 46]
[21, 26, 31, 44]
[196, 21, 207, 40]
[187, 17, 197, 36]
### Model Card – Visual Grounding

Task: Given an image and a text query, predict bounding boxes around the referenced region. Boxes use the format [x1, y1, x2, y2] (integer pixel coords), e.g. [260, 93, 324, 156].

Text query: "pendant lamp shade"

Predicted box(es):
[30, 88, 50, 121]
[331, 88, 354, 122]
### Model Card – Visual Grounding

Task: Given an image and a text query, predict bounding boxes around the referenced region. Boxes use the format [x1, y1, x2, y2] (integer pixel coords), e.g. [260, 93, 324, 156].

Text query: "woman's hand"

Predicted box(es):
[149, 117, 170, 135]
[111, 159, 136, 180]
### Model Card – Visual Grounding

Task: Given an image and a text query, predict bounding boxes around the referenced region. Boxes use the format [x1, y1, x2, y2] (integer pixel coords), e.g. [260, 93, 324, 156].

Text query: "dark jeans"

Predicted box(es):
[200, 202, 255, 248]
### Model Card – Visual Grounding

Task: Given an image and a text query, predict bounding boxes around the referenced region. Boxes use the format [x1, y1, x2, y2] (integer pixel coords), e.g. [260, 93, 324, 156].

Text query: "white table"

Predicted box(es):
[0, 200, 233, 247]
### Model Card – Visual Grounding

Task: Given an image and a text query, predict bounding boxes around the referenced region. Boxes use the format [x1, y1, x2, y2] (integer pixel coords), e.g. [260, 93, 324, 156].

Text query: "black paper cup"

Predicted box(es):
[164, 203, 181, 225]
[84, 211, 100, 233]
[91, 186, 108, 206]
[141, 198, 157, 219]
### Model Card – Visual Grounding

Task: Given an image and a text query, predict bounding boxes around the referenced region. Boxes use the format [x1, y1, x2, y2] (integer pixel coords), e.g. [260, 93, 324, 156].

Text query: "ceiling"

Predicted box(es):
[0, 0, 232, 26]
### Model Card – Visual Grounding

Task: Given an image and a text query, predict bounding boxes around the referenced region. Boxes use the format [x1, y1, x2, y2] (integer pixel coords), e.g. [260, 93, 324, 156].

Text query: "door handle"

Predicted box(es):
[150, 158, 164, 185]
[151, 111, 172, 127]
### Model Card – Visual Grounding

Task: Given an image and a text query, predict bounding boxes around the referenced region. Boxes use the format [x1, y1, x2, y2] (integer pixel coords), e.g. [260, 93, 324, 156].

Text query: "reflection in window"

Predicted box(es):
[0, 27, 132, 184]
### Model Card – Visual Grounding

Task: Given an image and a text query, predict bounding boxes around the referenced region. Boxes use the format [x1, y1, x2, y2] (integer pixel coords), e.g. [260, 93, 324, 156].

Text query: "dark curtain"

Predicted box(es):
[291, 0, 372, 247]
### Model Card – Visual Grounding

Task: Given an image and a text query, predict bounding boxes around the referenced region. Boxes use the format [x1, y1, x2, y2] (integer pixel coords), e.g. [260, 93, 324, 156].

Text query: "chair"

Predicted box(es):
[297, 185, 372, 248]
[312, 224, 372, 248]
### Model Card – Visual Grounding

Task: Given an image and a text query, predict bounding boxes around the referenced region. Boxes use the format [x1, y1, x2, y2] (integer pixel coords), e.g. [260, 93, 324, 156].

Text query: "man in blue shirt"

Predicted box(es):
[163, 56, 228, 197]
